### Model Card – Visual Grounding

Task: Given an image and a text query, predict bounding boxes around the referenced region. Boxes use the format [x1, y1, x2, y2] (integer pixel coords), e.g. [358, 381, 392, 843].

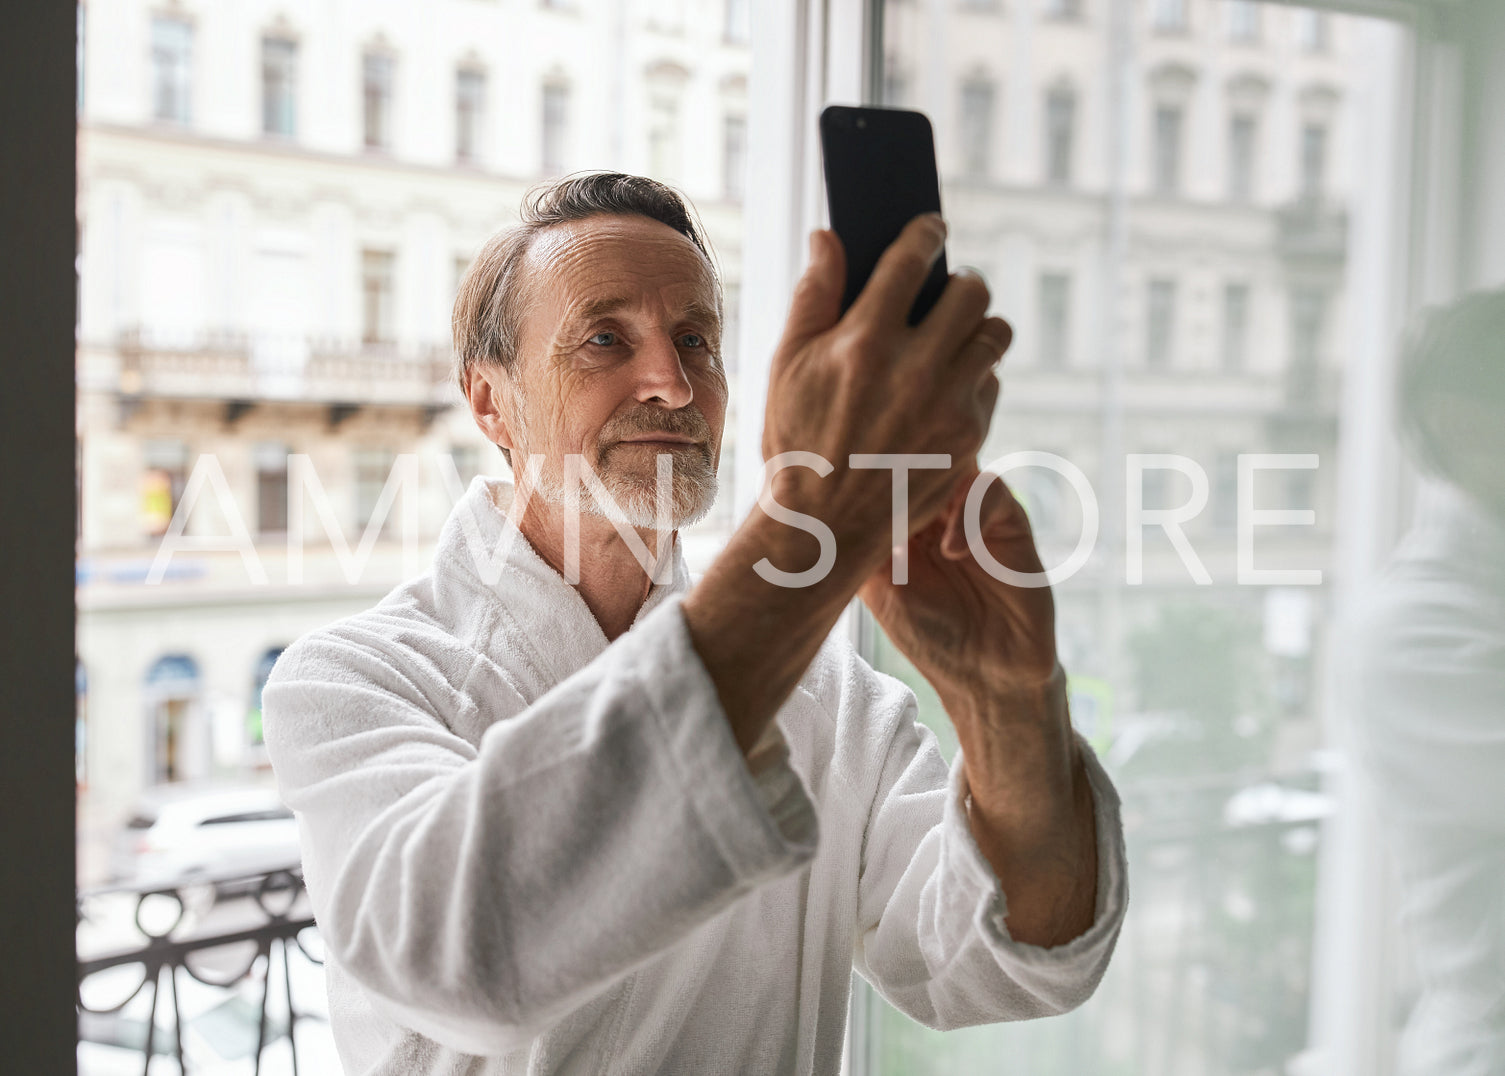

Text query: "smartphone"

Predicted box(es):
[819, 105, 948, 326]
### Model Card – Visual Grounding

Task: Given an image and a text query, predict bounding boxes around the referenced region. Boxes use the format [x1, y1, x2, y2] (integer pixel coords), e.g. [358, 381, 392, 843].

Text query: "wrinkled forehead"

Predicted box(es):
[522, 214, 720, 318]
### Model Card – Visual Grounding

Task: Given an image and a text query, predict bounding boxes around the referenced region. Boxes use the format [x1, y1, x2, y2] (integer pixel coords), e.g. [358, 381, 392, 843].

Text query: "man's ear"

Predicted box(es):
[464, 361, 517, 453]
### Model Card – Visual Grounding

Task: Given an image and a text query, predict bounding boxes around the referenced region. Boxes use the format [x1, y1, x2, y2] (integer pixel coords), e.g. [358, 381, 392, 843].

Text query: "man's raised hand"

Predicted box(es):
[759, 216, 1010, 563]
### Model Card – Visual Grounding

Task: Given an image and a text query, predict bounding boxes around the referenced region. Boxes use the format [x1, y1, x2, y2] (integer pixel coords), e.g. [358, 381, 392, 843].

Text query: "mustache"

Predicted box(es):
[599, 407, 712, 445]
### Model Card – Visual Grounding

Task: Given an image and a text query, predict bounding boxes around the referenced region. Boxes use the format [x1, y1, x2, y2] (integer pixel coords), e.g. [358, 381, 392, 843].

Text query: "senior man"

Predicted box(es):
[264, 172, 1127, 1074]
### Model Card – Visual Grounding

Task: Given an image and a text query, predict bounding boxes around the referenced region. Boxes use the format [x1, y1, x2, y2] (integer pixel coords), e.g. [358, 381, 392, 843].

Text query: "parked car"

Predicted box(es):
[110, 783, 301, 891]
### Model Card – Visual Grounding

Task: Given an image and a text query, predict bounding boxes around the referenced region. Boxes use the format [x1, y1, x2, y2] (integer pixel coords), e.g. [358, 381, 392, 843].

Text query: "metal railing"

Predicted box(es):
[77, 865, 322, 1076]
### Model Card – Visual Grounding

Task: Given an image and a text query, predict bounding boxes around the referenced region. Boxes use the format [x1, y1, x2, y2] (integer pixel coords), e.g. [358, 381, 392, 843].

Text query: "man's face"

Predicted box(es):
[502, 214, 728, 529]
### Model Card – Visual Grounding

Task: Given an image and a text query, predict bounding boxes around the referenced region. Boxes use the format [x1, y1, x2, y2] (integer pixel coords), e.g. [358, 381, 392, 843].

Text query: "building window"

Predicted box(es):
[1223, 282, 1250, 371]
[1043, 0, 1083, 19]
[150, 16, 193, 124]
[140, 440, 190, 538]
[145, 655, 202, 783]
[1146, 278, 1177, 368]
[1290, 287, 1325, 368]
[883, 62, 909, 108]
[456, 67, 486, 163]
[1153, 105, 1183, 196]
[1213, 450, 1239, 530]
[261, 36, 298, 137]
[723, 114, 747, 201]
[648, 92, 681, 180]
[1038, 273, 1071, 368]
[1295, 10, 1331, 52]
[1152, 0, 1187, 32]
[363, 52, 395, 151]
[254, 442, 290, 536]
[354, 448, 397, 532]
[449, 444, 484, 490]
[248, 647, 285, 748]
[361, 250, 396, 346]
[1229, 114, 1256, 203]
[1300, 122, 1328, 202]
[958, 78, 995, 179]
[1045, 88, 1076, 187]
[1227, 0, 1260, 41]
[724, 0, 750, 43]
[542, 82, 569, 175]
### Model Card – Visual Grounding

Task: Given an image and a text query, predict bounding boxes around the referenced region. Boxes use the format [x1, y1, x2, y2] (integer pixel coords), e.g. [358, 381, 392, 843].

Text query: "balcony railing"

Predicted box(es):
[115, 329, 456, 410]
[77, 864, 323, 1075]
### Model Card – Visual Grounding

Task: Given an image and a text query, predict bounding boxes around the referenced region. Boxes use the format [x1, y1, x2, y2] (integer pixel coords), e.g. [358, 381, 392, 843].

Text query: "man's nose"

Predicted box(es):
[633, 333, 694, 409]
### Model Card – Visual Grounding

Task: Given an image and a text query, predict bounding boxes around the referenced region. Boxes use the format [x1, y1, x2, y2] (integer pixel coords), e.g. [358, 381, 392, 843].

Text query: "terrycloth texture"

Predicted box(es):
[263, 475, 1128, 1075]
[1344, 482, 1505, 1076]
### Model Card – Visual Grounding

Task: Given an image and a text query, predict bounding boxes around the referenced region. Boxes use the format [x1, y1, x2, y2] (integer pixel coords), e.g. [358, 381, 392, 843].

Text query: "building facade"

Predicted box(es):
[76, 0, 1358, 881]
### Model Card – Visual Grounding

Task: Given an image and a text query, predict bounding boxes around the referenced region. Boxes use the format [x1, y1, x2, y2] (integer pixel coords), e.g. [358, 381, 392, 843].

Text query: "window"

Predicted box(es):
[261, 36, 298, 137]
[724, 0, 750, 43]
[1045, 88, 1076, 187]
[363, 52, 395, 151]
[145, 655, 202, 783]
[1146, 278, 1176, 368]
[140, 439, 190, 538]
[648, 92, 681, 179]
[1152, 0, 1187, 32]
[541, 81, 569, 175]
[723, 114, 747, 201]
[1223, 282, 1250, 371]
[1038, 273, 1071, 368]
[1213, 449, 1239, 530]
[456, 67, 486, 163]
[1295, 9, 1331, 52]
[361, 250, 396, 346]
[1229, 114, 1257, 203]
[353, 448, 396, 532]
[959, 78, 995, 179]
[1153, 105, 1183, 196]
[1043, 0, 1082, 19]
[1300, 122, 1328, 202]
[1227, 0, 1260, 42]
[883, 62, 909, 108]
[255, 442, 289, 536]
[1290, 287, 1325, 368]
[247, 647, 285, 747]
[449, 444, 483, 490]
[150, 16, 193, 124]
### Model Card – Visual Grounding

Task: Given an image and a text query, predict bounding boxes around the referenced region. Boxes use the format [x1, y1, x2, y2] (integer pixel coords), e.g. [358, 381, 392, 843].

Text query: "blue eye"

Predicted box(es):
[680, 333, 705, 348]
[588, 332, 617, 346]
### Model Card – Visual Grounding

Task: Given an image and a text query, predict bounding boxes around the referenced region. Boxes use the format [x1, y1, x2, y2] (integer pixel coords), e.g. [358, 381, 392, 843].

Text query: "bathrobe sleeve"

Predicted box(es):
[262, 595, 817, 1056]
[851, 673, 1128, 1027]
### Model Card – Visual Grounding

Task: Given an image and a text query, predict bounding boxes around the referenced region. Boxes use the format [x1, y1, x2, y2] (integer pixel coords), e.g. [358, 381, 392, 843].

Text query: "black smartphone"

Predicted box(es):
[819, 105, 948, 326]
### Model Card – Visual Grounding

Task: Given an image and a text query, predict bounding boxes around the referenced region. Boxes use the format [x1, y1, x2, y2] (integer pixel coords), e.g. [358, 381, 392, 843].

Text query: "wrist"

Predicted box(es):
[938, 662, 1068, 729]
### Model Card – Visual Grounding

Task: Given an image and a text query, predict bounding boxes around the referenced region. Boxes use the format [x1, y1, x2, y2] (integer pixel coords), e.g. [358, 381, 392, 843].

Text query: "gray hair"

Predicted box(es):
[453, 172, 719, 393]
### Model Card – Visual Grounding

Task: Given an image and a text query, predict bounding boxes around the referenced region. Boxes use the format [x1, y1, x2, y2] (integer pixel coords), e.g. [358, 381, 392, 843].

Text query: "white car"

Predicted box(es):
[111, 783, 301, 890]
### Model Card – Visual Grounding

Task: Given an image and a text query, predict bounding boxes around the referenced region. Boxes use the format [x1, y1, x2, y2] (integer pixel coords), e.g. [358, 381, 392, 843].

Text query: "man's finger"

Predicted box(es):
[847, 214, 948, 332]
[776, 229, 846, 352]
[913, 269, 991, 361]
[955, 317, 1013, 374]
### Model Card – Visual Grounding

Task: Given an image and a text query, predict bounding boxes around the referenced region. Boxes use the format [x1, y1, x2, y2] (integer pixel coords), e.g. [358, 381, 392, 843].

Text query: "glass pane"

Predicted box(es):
[864, 2, 1393, 1072]
[78, 1, 754, 1067]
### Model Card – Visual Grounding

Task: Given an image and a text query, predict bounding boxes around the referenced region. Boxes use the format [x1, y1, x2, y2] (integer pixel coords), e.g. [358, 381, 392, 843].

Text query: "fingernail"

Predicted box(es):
[923, 214, 948, 245]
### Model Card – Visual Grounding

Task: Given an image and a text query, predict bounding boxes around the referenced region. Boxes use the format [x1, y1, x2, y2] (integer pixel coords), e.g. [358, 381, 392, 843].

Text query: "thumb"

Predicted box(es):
[777, 230, 846, 350]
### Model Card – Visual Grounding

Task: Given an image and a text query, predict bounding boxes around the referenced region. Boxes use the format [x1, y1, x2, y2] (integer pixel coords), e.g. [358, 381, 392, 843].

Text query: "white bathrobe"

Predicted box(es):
[263, 475, 1128, 1075]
